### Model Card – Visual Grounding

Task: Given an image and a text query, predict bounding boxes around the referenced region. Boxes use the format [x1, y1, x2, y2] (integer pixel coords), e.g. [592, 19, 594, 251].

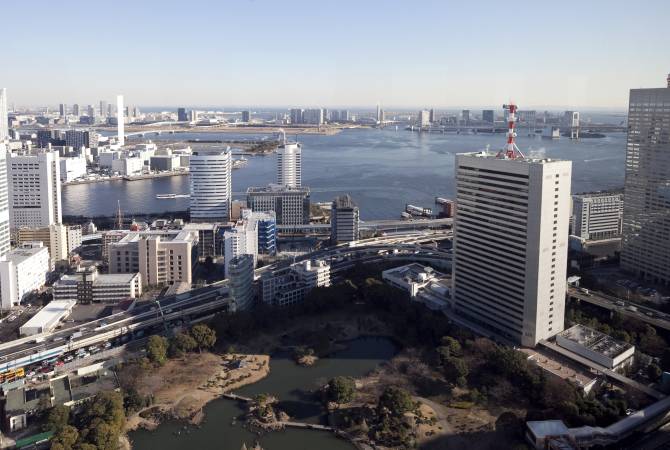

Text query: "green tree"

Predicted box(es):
[191, 324, 217, 352]
[443, 356, 469, 385]
[169, 332, 197, 357]
[91, 422, 119, 450]
[378, 386, 414, 417]
[44, 404, 70, 432]
[50, 425, 79, 450]
[440, 336, 462, 357]
[146, 335, 168, 365]
[327, 376, 356, 404]
[647, 363, 662, 381]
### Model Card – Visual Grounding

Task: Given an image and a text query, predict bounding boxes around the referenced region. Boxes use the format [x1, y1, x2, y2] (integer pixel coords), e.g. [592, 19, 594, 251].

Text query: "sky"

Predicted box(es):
[3, 0, 669, 109]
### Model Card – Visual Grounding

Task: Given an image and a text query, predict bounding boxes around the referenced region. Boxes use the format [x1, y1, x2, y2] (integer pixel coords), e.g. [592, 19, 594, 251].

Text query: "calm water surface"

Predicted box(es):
[62, 128, 627, 220]
[129, 337, 396, 450]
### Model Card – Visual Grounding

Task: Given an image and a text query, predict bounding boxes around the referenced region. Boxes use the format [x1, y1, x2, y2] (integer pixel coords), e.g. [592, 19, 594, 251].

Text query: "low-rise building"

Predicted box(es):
[572, 192, 623, 241]
[150, 154, 180, 171]
[260, 259, 331, 308]
[17, 224, 82, 265]
[0, 243, 50, 310]
[53, 269, 142, 304]
[183, 222, 221, 260]
[59, 155, 87, 182]
[382, 263, 450, 310]
[555, 324, 635, 370]
[109, 230, 197, 286]
[19, 300, 76, 335]
[111, 157, 143, 176]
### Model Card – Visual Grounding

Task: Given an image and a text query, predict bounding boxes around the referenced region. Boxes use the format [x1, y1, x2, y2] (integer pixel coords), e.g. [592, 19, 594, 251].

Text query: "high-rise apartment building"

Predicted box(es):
[290, 108, 303, 124]
[0, 88, 8, 142]
[461, 110, 470, 125]
[572, 193, 623, 241]
[65, 130, 99, 149]
[302, 109, 324, 125]
[189, 150, 232, 222]
[482, 110, 494, 124]
[59, 103, 66, 117]
[331, 195, 359, 244]
[0, 144, 10, 257]
[72, 104, 80, 116]
[241, 110, 251, 123]
[224, 219, 257, 278]
[418, 110, 430, 128]
[452, 151, 572, 347]
[277, 141, 302, 188]
[621, 80, 670, 285]
[99, 100, 107, 118]
[8, 151, 62, 229]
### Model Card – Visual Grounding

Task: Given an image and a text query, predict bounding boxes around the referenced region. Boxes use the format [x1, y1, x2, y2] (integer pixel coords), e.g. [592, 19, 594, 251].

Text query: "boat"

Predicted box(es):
[156, 193, 190, 199]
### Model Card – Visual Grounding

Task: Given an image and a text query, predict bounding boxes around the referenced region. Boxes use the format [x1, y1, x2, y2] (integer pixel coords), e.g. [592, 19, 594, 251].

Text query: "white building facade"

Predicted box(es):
[7, 151, 62, 229]
[276, 142, 302, 188]
[0, 243, 50, 310]
[572, 193, 623, 241]
[189, 150, 232, 222]
[452, 152, 572, 347]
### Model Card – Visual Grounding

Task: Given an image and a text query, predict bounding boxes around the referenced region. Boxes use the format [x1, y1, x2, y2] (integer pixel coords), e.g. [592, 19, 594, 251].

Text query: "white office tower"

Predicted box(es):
[228, 254, 255, 311]
[190, 150, 232, 222]
[117, 94, 125, 146]
[8, 151, 62, 229]
[0, 144, 10, 257]
[453, 144, 572, 346]
[277, 141, 302, 188]
[572, 193, 623, 240]
[621, 80, 670, 285]
[0, 88, 8, 142]
[224, 219, 258, 279]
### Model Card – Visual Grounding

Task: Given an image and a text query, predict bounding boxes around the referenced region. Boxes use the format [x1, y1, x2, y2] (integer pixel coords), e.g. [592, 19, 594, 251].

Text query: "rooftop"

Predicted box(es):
[57, 272, 139, 286]
[5, 243, 48, 264]
[117, 229, 195, 244]
[383, 263, 445, 283]
[333, 194, 357, 209]
[247, 184, 310, 194]
[20, 300, 76, 331]
[558, 324, 633, 359]
[459, 150, 565, 164]
[526, 420, 569, 439]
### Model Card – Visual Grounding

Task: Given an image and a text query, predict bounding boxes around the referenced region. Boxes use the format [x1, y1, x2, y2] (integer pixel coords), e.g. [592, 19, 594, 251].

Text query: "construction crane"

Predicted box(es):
[497, 103, 525, 159]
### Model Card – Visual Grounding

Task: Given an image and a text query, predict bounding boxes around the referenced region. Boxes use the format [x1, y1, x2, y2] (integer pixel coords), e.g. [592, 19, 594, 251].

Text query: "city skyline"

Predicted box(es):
[3, 0, 669, 108]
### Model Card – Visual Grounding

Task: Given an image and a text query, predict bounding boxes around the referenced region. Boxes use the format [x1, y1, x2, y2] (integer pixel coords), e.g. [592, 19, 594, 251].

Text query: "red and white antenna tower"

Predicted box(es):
[497, 103, 525, 159]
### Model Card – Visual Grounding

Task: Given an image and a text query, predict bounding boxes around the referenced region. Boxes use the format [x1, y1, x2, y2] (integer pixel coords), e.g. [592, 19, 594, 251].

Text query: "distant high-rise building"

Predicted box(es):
[621, 80, 670, 285]
[224, 219, 257, 279]
[452, 151, 572, 346]
[461, 109, 470, 125]
[331, 195, 359, 244]
[418, 110, 430, 128]
[277, 141, 302, 188]
[302, 109, 323, 125]
[87, 104, 96, 118]
[65, 130, 99, 150]
[241, 110, 251, 122]
[0, 88, 8, 142]
[189, 110, 198, 122]
[340, 110, 350, 122]
[290, 108, 303, 124]
[133, 106, 140, 118]
[99, 100, 107, 118]
[429, 109, 435, 123]
[177, 107, 188, 122]
[376, 104, 382, 123]
[517, 110, 537, 128]
[59, 103, 66, 117]
[189, 150, 232, 222]
[72, 104, 80, 116]
[482, 109, 494, 124]
[107, 103, 113, 117]
[116, 95, 124, 146]
[8, 150, 62, 229]
[572, 193, 623, 241]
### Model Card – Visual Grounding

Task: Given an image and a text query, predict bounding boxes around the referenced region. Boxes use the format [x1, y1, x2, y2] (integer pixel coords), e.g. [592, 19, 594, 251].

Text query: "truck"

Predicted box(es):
[69, 331, 83, 341]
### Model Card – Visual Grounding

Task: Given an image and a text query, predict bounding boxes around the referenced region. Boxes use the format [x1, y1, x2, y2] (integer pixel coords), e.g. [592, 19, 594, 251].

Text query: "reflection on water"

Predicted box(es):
[63, 129, 627, 220]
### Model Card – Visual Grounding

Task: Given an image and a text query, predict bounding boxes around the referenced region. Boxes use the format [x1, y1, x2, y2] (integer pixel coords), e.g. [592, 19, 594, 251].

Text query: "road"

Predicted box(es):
[567, 287, 670, 331]
[0, 231, 452, 374]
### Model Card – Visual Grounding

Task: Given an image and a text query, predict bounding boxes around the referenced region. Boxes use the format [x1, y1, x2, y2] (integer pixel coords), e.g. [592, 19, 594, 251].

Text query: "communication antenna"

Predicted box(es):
[497, 103, 525, 159]
[115, 200, 124, 229]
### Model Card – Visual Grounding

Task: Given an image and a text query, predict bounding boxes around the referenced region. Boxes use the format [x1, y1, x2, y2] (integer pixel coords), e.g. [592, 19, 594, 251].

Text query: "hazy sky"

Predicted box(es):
[3, 0, 669, 109]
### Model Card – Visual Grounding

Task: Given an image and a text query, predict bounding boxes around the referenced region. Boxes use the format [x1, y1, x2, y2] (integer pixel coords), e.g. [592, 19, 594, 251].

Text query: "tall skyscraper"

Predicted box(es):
[0, 144, 11, 258]
[418, 110, 430, 128]
[290, 108, 303, 124]
[0, 88, 8, 142]
[453, 151, 572, 346]
[331, 195, 359, 244]
[8, 151, 62, 229]
[376, 104, 382, 123]
[99, 100, 107, 118]
[59, 103, 66, 117]
[277, 140, 302, 188]
[482, 109, 494, 124]
[116, 95, 124, 146]
[241, 110, 251, 122]
[461, 109, 470, 125]
[72, 104, 80, 116]
[621, 77, 670, 285]
[189, 150, 232, 222]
